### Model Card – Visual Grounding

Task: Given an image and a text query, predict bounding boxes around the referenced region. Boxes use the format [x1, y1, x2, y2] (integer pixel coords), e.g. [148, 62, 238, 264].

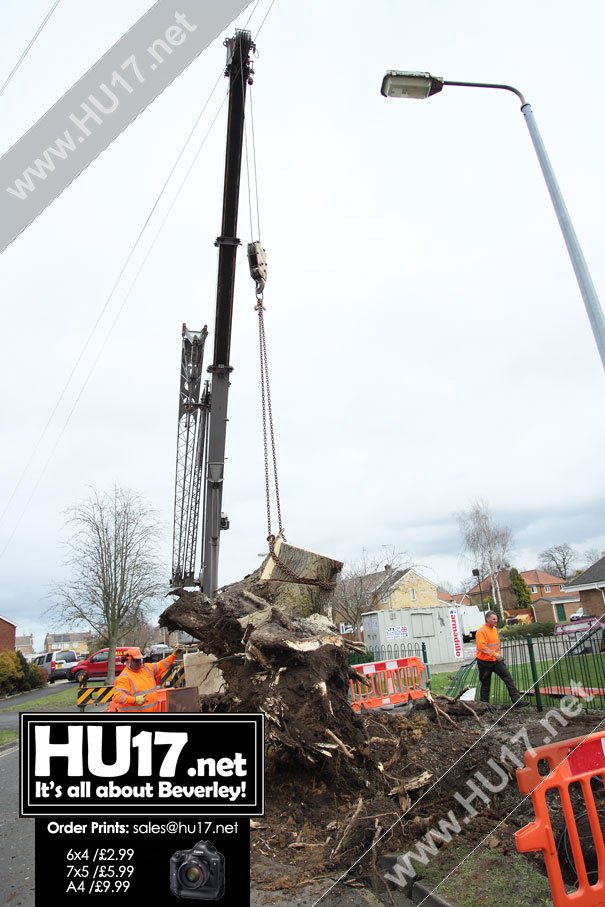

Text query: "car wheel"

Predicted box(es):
[75, 670, 87, 684]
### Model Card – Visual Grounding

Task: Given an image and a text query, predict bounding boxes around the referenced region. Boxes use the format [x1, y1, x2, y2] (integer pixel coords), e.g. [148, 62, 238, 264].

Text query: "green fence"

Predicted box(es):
[347, 642, 427, 666]
[445, 625, 605, 710]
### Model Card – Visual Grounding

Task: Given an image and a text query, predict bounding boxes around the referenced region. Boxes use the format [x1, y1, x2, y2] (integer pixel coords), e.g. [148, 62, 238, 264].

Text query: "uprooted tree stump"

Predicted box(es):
[159, 556, 379, 782]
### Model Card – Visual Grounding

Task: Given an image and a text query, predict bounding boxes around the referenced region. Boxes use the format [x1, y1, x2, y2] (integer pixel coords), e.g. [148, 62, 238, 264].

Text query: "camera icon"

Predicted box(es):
[170, 840, 225, 900]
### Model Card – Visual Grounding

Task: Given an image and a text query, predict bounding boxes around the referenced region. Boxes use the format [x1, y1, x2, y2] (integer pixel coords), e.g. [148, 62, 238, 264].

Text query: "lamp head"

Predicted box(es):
[381, 70, 444, 100]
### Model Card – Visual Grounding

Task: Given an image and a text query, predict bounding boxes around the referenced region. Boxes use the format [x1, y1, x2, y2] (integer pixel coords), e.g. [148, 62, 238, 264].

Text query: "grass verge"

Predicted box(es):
[428, 671, 455, 696]
[0, 685, 80, 712]
[418, 844, 552, 907]
[0, 729, 18, 747]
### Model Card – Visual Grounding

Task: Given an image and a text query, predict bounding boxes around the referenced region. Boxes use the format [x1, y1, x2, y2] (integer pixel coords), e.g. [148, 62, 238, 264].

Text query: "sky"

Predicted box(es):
[1, 0, 604, 650]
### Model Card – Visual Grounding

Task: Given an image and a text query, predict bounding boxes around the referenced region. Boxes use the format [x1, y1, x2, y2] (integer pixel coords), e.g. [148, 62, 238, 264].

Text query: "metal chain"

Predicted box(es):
[259, 305, 283, 536]
[266, 533, 336, 591]
[256, 294, 335, 591]
[256, 294, 283, 539]
[256, 295, 272, 537]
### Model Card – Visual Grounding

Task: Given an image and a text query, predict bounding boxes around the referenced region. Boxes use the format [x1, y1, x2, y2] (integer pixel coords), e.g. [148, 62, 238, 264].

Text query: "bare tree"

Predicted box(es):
[538, 543, 577, 580]
[582, 547, 605, 570]
[332, 547, 410, 641]
[50, 486, 164, 682]
[456, 500, 513, 622]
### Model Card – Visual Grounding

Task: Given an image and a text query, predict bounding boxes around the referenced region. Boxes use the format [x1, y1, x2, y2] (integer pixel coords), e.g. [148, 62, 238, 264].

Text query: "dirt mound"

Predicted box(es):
[160, 583, 603, 898]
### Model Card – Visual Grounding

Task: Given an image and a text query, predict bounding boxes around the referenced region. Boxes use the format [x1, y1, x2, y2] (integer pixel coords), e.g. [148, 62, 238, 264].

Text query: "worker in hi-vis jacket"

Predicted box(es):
[475, 611, 522, 704]
[110, 646, 181, 713]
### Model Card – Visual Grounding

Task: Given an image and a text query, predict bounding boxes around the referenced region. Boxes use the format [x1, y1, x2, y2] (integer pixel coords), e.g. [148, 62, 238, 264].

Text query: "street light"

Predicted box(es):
[380, 70, 605, 374]
[472, 567, 485, 610]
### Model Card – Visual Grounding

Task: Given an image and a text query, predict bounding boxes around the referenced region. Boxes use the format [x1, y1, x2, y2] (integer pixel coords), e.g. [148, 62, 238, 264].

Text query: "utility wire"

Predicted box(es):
[0, 90, 229, 562]
[0, 0, 278, 555]
[0, 74, 223, 527]
[0, 0, 61, 99]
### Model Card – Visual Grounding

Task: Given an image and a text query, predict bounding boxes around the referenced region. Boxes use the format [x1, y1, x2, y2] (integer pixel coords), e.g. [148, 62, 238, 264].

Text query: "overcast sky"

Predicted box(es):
[1, 0, 604, 649]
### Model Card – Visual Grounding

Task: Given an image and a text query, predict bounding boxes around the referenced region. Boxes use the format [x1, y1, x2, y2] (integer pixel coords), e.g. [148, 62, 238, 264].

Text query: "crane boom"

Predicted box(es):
[169, 30, 255, 596]
[202, 30, 255, 597]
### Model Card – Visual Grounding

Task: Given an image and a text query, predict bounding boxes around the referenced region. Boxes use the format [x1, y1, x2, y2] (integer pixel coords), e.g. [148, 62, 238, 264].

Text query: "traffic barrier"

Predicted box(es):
[349, 657, 428, 712]
[515, 730, 605, 905]
[77, 662, 185, 711]
[77, 685, 114, 711]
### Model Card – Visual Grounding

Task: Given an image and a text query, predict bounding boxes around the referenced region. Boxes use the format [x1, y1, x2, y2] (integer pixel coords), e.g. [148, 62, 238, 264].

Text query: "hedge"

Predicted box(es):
[500, 621, 555, 640]
[0, 650, 46, 696]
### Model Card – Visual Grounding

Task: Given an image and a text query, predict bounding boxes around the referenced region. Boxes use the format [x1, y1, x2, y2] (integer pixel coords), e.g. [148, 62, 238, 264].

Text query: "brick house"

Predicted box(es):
[44, 631, 93, 655]
[0, 615, 17, 652]
[438, 591, 470, 606]
[334, 565, 441, 635]
[366, 567, 440, 611]
[468, 569, 567, 611]
[531, 593, 580, 623]
[562, 554, 605, 616]
[15, 634, 35, 656]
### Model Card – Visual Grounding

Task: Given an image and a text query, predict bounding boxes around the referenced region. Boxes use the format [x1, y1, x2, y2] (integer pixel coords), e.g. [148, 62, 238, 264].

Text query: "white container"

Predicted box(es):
[362, 605, 465, 666]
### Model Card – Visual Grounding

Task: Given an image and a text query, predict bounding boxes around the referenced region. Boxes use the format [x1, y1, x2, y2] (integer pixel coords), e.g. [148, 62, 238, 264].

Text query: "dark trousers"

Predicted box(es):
[477, 659, 520, 703]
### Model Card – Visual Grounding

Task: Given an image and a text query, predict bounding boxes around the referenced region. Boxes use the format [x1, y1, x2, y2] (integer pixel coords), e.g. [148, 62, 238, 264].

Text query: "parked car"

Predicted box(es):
[68, 647, 130, 683]
[144, 644, 173, 663]
[31, 650, 79, 683]
[554, 616, 603, 637]
[554, 617, 605, 654]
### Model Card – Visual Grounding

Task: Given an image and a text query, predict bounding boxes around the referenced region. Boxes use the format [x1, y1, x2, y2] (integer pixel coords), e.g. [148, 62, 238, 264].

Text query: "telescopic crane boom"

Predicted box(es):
[202, 29, 255, 598]
[170, 30, 255, 596]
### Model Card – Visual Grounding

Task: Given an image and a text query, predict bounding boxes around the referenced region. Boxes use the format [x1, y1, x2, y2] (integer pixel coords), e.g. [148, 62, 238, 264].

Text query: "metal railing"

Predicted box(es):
[347, 642, 426, 665]
[445, 626, 605, 710]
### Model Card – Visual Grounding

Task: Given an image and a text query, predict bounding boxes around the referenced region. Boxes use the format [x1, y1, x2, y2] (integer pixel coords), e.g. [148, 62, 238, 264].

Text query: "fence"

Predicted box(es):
[349, 657, 429, 711]
[348, 642, 428, 669]
[445, 625, 605, 711]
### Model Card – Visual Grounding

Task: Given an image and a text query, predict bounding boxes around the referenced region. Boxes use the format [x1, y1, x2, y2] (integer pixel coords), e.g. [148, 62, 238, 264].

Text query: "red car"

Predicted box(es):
[68, 647, 130, 683]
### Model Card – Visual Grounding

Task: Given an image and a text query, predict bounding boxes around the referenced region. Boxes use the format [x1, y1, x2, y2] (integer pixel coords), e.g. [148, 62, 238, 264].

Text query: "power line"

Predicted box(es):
[0, 0, 279, 558]
[0, 0, 61, 99]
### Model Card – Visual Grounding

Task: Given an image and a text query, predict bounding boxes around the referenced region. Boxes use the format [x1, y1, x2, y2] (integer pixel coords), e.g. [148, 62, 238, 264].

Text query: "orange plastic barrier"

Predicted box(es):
[349, 657, 428, 712]
[516, 730, 605, 905]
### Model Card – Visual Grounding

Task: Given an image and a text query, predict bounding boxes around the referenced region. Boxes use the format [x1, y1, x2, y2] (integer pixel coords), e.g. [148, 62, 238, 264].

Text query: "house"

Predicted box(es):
[0, 615, 17, 652]
[334, 564, 443, 635]
[44, 631, 93, 655]
[437, 590, 470, 606]
[562, 554, 605, 616]
[15, 634, 35, 656]
[368, 566, 440, 611]
[468, 569, 567, 611]
[532, 592, 581, 623]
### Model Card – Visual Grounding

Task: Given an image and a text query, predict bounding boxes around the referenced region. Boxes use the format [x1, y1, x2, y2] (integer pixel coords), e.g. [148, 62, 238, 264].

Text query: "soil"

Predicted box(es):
[249, 704, 605, 902]
[160, 584, 605, 903]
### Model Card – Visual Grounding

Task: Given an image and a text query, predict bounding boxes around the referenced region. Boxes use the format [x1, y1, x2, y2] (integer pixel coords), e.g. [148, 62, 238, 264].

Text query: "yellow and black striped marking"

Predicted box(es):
[77, 685, 115, 711]
[159, 662, 185, 688]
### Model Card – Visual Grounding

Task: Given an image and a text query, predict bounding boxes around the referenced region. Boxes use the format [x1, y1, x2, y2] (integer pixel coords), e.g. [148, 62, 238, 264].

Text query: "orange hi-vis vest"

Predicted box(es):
[111, 654, 175, 712]
[476, 624, 501, 662]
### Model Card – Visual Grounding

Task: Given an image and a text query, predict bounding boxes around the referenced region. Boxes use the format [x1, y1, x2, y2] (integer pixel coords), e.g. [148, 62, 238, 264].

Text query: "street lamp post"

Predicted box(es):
[380, 71, 605, 374]
[472, 567, 485, 610]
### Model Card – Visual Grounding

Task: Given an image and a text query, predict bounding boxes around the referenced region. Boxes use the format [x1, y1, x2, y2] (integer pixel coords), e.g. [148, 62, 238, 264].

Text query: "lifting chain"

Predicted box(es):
[249, 241, 334, 591]
[266, 533, 336, 591]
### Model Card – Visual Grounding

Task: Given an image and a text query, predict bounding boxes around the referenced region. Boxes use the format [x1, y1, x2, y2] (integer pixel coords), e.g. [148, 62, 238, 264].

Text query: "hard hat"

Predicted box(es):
[125, 647, 143, 659]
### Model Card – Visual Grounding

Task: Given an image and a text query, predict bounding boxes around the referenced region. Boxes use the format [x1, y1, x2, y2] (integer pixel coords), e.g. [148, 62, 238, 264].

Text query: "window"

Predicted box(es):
[410, 588, 417, 601]
[530, 586, 537, 594]
[92, 652, 108, 663]
[380, 592, 389, 604]
[544, 585, 551, 593]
